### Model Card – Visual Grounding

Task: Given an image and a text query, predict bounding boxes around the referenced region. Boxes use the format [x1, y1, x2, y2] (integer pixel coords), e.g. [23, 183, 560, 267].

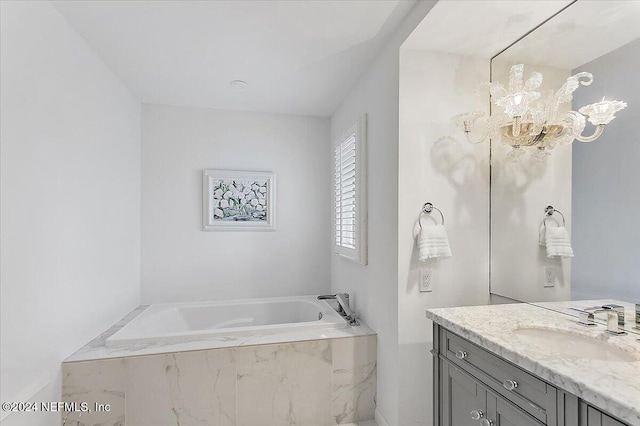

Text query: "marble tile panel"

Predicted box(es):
[125, 348, 236, 426]
[236, 340, 333, 426]
[62, 358, 125, 426]
[331, 336, 377, 424]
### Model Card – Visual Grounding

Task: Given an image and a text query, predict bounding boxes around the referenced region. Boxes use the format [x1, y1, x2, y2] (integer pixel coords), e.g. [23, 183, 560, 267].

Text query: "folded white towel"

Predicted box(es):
[544, 226, 574, 258]
[418, 224, 452, 261]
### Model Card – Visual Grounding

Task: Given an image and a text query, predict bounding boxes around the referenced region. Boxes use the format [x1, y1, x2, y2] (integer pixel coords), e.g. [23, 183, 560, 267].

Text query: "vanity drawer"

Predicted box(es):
[441, 329, 556, 424]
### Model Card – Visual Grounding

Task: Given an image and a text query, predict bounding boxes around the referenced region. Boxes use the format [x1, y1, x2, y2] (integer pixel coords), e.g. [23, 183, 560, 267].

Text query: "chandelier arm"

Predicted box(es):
[575, 125, 605, 143]
[512, 116, 522, 137]
[464, 129, 489, 145]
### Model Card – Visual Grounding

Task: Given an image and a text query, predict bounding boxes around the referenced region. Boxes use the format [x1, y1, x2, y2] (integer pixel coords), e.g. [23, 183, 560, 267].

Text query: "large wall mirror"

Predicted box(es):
[490, 0, 640, 333]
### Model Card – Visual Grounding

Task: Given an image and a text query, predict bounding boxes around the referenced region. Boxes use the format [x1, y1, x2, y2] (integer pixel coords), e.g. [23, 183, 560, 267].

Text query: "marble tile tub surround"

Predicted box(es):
[62, 335, 377, 426]
[66, 305, 376, 363]
[426, 303, 640, 425]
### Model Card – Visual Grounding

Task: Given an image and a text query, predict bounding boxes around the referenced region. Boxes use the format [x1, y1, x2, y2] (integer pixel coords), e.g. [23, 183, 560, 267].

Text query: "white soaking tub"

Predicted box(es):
[106, 295, 347, 347]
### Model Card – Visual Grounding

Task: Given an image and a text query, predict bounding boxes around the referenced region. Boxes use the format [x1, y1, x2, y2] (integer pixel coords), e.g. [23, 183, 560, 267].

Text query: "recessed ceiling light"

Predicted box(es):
[229, 80, 248, 90]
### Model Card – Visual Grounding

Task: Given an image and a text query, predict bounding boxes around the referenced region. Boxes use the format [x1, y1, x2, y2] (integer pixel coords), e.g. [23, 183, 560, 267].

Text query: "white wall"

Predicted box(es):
[141, 104, 331, 303]
[0, 1, 141, 424]
[490, 62, 573, 303]
[329, 2, 437, 424]
[398, 49, 491, 426]
[572, 39, 640, 301]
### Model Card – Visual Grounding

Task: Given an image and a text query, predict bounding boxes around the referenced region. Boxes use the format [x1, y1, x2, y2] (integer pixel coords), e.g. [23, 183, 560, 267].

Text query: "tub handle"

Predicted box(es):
[318, 293, 360, 326]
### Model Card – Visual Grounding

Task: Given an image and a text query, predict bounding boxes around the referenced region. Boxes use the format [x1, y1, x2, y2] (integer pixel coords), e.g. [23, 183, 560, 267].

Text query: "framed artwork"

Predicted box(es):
[203, 170, 276, 231]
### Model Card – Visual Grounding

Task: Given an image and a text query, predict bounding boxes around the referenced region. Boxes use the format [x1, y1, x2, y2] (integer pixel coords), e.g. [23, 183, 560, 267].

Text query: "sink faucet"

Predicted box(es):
[318, 293, 360, 326]
[572, 304, 627, 335]
[589, 304, 627, 336]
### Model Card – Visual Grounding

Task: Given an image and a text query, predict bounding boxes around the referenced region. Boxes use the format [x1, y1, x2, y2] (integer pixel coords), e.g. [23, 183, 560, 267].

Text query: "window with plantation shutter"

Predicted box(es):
[334, 115, 367, 264]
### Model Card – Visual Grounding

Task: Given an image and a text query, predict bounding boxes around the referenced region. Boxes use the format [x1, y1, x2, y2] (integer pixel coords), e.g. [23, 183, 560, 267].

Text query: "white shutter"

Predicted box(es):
[335, 134, 357, 249]
[334, 115, 367, 264]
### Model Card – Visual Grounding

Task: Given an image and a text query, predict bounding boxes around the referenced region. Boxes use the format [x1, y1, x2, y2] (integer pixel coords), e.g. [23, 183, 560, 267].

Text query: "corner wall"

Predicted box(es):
[141, 104, 331, 303]
[329, 2, 438, 424]
[0, 1, 141, 424]
[398, 49, 491, 425]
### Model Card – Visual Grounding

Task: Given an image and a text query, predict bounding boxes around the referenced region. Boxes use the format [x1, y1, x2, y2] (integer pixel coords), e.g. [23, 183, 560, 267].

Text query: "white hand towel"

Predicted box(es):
[545, 226, 574, 258]
[418, 224, 452, 261]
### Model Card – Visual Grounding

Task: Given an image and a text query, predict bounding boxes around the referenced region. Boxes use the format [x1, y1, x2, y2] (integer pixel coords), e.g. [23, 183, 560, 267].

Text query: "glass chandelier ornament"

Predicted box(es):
[452, 64, 627, 161]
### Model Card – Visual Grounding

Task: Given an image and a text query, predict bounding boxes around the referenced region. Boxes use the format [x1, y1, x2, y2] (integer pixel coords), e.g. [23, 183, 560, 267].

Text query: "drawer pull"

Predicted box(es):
[455, 350, 468, 360]
[503, 379, 518, 391]
[470, 410, 484, 420]
[480, 419, 494, 426]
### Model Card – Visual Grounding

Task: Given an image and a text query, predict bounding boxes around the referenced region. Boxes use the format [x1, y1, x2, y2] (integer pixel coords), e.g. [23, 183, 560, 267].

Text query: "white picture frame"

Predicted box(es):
[203, 170, 276, 231]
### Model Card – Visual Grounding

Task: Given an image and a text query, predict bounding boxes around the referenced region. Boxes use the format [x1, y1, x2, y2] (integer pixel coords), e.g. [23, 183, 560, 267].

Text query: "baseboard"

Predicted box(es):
[375, 409, 390, 426]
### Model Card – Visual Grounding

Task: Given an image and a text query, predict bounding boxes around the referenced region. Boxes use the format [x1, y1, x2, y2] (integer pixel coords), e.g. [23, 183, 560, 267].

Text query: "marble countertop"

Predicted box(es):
[426, 303, 640, 426]
[65, 305, 376, 363]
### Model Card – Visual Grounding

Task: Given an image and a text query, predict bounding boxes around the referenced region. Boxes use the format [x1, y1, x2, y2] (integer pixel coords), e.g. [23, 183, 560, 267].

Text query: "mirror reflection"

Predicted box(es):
[490, 0, 640, 332]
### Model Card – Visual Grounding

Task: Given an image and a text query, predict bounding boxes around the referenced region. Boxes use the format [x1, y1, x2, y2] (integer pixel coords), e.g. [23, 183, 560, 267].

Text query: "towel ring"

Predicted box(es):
[418, 202, 445, 228]
[543, 205, 566, 228]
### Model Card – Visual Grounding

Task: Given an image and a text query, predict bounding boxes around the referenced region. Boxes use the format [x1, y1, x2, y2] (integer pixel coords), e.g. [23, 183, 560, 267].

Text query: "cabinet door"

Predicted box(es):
[580, 404, 628, 426]
[487, 392, 545, 426]
[441, 359, 486, 426]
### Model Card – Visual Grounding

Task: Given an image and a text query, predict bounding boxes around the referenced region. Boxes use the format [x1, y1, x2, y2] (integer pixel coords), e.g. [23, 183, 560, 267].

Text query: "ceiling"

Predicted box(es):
[495, 0, 640, 70]
[52, 0, 418, 117]
[402, 0, 640, 71]
[402, 0, 574, 57]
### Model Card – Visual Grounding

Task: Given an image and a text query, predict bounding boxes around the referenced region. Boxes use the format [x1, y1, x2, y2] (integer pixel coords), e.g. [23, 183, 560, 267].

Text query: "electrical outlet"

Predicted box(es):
[544, 267, 555, 287]
[420, 268, 433, 292]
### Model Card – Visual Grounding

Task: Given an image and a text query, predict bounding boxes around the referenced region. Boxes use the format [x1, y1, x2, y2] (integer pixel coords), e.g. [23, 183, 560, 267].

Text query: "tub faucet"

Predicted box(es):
[635, 303, 639, 330]
[318, 293, 360, 326]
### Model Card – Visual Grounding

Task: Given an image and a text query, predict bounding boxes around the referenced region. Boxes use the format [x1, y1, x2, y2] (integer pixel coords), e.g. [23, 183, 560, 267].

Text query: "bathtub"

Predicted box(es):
[106, 295, 347, 347]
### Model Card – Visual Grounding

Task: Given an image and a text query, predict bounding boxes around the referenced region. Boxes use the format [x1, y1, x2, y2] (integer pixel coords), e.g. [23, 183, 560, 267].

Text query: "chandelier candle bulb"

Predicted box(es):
[452, 64, 627, 161]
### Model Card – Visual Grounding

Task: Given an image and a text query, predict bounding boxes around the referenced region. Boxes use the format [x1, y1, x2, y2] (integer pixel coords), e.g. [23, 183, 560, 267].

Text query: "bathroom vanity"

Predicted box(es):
[427, 304, 640, 426]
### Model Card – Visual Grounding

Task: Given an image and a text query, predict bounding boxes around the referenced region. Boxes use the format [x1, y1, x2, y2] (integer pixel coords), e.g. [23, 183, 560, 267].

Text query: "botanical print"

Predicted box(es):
[203, 170, 275, 231]
[210, 179, 268, 222]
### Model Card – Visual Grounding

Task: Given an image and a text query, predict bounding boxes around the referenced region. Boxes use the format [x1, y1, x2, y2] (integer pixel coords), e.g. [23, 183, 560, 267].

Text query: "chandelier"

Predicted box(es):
[452, 64, 626, 161]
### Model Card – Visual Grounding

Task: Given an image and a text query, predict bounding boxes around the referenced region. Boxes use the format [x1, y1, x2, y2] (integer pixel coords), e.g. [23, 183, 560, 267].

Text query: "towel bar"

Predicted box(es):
[419, 202, 445, 228]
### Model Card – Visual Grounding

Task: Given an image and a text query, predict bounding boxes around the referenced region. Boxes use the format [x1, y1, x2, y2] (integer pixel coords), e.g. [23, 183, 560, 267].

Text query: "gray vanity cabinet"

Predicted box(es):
[433, 325, 631, 426]
[440, 359, 486, 426]
[491, 392, 545, 426]
[441, 358, 544, 426]
[580, 403, 627, 426]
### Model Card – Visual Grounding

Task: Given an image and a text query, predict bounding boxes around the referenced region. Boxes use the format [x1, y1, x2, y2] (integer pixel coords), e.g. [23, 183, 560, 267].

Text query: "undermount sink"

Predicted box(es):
[513, 327, 640, 363]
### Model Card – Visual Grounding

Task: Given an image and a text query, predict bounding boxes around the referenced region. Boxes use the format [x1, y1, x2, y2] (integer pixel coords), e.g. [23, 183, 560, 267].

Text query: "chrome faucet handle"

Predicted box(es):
[570, 308, 596, 326]
[602, 303, 625, 313]
[317, 294, 338, 300]
[318, 293, 360, 326]
[335, 293, 360, 326]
